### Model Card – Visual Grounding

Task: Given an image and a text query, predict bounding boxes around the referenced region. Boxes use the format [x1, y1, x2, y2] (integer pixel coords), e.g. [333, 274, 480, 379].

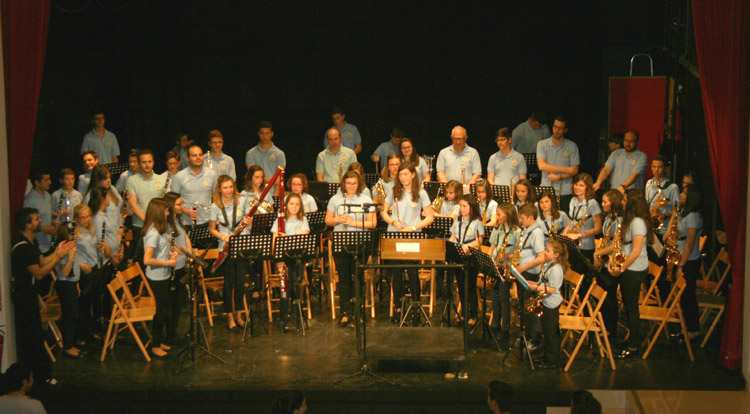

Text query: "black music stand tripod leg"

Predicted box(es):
[470, 280, 502, 353]
[501, 298, 535, 370]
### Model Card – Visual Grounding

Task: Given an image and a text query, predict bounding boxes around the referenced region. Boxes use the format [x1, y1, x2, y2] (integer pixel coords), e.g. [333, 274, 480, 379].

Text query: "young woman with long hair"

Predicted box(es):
[448, 194, 484, 326]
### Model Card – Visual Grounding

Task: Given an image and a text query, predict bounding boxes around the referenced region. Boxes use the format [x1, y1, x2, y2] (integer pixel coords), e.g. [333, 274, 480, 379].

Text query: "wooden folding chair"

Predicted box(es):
[327, 239, 374, 319]
[639, 277, 694, 361]
[118, 263, 156, 308]
[640, 262, 664, 306]
[559, 281, 616, 372]
[697, 249, 731, 347]
[39, 294, 63, 362]
[196, 249, 223, 326]
[265, 260, 313, 321]
[559, 269, 584, 316]
[100, 272, 157, 362]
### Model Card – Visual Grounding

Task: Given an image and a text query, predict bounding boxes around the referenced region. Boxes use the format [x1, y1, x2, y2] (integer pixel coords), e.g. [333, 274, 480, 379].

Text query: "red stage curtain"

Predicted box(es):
[692, 0, 750, 370]
[1, 0, 51, 221]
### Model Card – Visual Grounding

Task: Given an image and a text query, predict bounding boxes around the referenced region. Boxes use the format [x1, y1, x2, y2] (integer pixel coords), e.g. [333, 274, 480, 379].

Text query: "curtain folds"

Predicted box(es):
[692, 0, 750, 370]
[1, 0, 51, 221]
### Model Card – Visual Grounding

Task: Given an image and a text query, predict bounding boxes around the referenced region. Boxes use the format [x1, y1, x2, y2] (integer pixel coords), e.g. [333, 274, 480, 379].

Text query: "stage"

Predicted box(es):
[38, 295, 744, 414]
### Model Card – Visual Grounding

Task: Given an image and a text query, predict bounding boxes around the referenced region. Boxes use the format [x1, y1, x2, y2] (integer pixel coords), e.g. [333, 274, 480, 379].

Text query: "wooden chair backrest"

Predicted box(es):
[118, 263, 155, 300]
[641, 261, 664, 305]
[585, 283, 608, 317]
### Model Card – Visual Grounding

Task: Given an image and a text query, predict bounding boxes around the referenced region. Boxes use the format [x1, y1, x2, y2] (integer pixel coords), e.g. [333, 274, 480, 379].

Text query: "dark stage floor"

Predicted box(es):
[39, 294, 744, 414]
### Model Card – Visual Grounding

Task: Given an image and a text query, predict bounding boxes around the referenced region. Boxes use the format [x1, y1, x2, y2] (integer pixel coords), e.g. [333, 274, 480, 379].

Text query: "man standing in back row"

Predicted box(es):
[512, 111, 550, 154]
[593, 130, 648, 192]
[536, 116, 580, 208]
[317, 128, 357, 183]
[81, 110, 120, 165]
[245, 121, 286, 193]
[436, 125, 482, 185]
[323, 107, 362, 154]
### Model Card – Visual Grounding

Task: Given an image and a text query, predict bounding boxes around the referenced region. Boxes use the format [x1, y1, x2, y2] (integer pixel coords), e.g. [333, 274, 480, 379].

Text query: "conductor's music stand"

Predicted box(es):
[273, 234, 318, 335]
[249, 213, 276, 234]
[380, 233, 432, 327]
[227, 234, 273, 340]
[189, 224, 216, 250]
[469, 247, 503, 351]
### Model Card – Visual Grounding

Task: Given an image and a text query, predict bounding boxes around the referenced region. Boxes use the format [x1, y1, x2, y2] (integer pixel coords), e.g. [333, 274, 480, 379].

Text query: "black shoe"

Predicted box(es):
[617, 347, 640, 359]
[391, 310, 402, 325]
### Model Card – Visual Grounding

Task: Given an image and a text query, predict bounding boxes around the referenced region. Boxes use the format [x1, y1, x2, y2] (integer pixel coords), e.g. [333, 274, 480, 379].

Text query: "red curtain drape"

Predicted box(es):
[1, 0, 51, 221]
[692, 0, 750, 370]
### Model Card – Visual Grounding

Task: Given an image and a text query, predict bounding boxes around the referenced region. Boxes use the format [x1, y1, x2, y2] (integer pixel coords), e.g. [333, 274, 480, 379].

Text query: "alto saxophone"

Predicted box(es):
[650, 179, 669, 231]
[490, 230, 510, 288]
[482, 200, 488, 224]
[430, 187, 444, 213]
[608, 220, 626, 270]
[570, 200, 589, 247]
[664, 205, 682, 281]
[598, 214, 615, 264]
[509, 177, 516, 204]
[524, 265, 549, 317]
[374, 181, 387, 201]
[505, 231, 523, 283]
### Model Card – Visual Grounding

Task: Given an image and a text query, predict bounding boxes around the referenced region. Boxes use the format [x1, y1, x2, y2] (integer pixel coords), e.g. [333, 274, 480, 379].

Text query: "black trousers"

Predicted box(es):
[490, 280, 511, 331]
[166, 268, 186, 344]
[519, 271, 541, 340]
[13, 291, 52, 381]
[149, 279, 172, 346]
[333, 252, 357, 316]
[78, 267, 102, 339]
[56, 280, 79, 350]
[390, 260, 421, 305]
[541, 304, 561, 363]
[222, 259, 248, 313]
[681, 259, 701, 332]
[278, 261, 303, 321]
[618, 269, 647, 347]
[597, 267, 620, 338]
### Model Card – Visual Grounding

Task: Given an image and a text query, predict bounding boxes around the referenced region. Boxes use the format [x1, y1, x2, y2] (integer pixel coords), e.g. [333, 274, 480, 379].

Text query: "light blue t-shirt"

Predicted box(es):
[384, 189, 431, 232]
[450, 217, 485, 246]
[323, 123, 361, 150]
[93, 211, 118, 263]
[487, 149, 527, 185]
[402, 156, 430, 183]
[77, 171, 92, 195]
[668, 211, 703, 261]
[536, 210, 571, 242]
[489, 225, 522, 261]
[479, 199, 499, 225]
[83, 186, 123, 228]
[536, 137, 580, 196]
[171, 223, 188, 270]
[171, 166, 218, 225]
[300, 193, 318, 213]
[23, 190, 53, 252]
[326, 191, 374, 232]
[436, 144, 482, 183]
[51, 188, 83, 224]
[568, 197, 601, 250]
[116, 169, 136, 192]
[143, 226, 171, 281]
[240, 189, 274, 210]
[205, 152, 237, 181]
[540, 262, 564, 308]
[56, 251, 81, 282]
[622, 217, 648, 272]
[75, 228, 99, 268]
[519, 223, 545, 275]
[604, 148, 648, 190]
[372, 141, 400, 164]
[125, 172, 168, 227]
[645, 177, 680, 235]
[210, 198, 250, 251]
[511, 121, 551, 154]
[316, 147, 358, 183]
[371, 178, 396, 201]
[244, 144, 286, 180]
[271, 216, 310, 235]
[439, 199, 460, 217]
[81, 128, 120, 165]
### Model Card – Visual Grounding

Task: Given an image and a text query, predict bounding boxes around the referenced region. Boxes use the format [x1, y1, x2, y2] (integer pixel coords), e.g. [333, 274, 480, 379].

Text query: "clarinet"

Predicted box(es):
[169, 233, 177, 287]
[163, 173, 171, 197]
[56, 192, 65, 223]
[100, 219, 107, 268]
[277, 173, 288, 299]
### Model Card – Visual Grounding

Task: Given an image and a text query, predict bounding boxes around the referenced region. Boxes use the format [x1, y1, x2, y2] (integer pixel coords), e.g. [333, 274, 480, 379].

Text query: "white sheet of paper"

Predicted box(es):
[395, 242, 420, 253]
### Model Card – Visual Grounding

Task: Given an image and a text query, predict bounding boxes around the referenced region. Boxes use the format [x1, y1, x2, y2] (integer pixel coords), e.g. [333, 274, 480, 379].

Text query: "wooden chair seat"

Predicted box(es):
[39, 294, 63, 362]
[559, 282, 616, 372]
[101, 268, 156, 362]
[639, 277, 693, 361]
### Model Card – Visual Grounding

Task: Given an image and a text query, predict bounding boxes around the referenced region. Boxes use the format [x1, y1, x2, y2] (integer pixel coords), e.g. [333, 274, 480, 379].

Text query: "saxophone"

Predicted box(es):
[509, 177, 516, 204]
[374, 180, 387, 201]
[505, 231, 523, 283]
[430, 187, 444, 213]
[482, 200, 489, 224]
[664, 205, 682, 281]
[570, 200, 589, 247]
[649, 179, 669, 231]
[491, 229, 510, 288]
[524, 264, 549, 317]
[598, 214, 615, 263]
[608, 220, 626, 270]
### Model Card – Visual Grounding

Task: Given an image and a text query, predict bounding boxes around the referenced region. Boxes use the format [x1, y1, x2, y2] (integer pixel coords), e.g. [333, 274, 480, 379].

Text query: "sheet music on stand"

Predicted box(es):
[272, 196, 282, 212]
[424, 181, 446, 201]
[188, 224, 216, 250]
[305, 211, 327, 233]
[104, 162, 129, 177]
[550, 232, 593, 276]
[470, 247, 503, 283]
[423, 216, 454, 238]
[535, 186, 556, 199]
[332, 231, 372, 253]
[249, 213, 276, 234]
[228, 234, 273, 260]
[273, 234, 318, 260]
[364, 173, 379, 187]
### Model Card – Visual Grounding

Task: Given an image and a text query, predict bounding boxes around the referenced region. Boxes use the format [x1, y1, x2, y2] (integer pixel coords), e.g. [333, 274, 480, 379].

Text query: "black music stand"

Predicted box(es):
[273, 234, 318, 335]
[523, 153, 540, 184]
[307, 181, 332, 205]
[550, 233, 596, 277]
[188, 224, 216, 250]
[380, 232, 431, 327]
[501, 265, 537, 370]
[469, 247, 503, 352]
[493, 185, 512, 204]
[443, 241, 470, 328]
[305, 211, 326, 234]
[272, 196, 282, 212]
[364, 173, 378, 187]
[535, 185, 556, 200]
[226, 234, 273, 340]
[104, 162, 129, 177]
[424, 216, 454, 239]
[176, 248, 226, 372]
[327, 183, 341, 197]
[424, 181, 446, 201]
[249, 213, 276, 234]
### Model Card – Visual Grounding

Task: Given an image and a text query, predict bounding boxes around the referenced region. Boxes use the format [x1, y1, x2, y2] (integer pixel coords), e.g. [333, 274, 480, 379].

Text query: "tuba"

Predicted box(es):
[649, 179, 670, 231]
[664, 205, 682, 281]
